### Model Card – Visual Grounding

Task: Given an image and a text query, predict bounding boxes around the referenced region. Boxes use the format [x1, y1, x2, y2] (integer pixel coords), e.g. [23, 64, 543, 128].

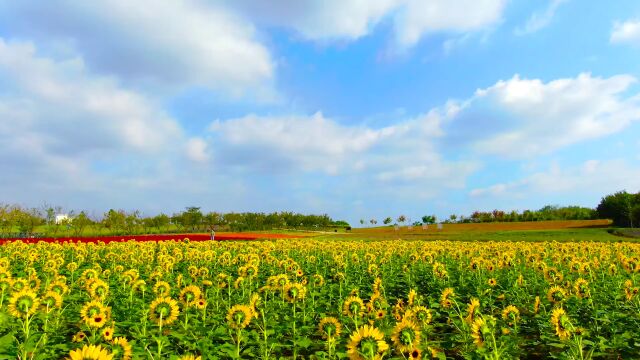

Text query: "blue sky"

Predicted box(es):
[0, 0, 639, 224]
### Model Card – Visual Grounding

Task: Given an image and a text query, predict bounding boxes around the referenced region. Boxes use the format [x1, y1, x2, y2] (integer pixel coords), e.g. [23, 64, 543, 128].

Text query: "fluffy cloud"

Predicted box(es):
[395, 0, 506, 47]
[228, 0, 506, 47]
[0, 38, 193, 197]
[461, 73, 640, 158]
[206, 106, 477, 198]
[611, 19, 640, 46]
[0, 38, 181, 154]
[515, 0, 568, 35]
[470, 159, 640, 200]
[208, 112, 397, 174]
[0, 0, 274, 96]
[185, 138, 210, 163]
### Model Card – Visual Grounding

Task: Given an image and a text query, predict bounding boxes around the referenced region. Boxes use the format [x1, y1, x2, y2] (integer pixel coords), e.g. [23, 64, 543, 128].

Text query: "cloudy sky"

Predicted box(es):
[1, 0, 639, 223]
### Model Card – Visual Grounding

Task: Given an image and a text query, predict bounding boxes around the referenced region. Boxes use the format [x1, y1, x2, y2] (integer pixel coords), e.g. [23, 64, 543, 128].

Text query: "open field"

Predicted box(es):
[2, 236, 640, 359]
[329, 220, 621, 243]
[1, 220, 638, 359]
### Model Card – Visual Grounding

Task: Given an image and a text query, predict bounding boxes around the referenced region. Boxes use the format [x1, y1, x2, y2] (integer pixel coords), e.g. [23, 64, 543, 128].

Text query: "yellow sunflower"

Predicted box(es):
[347, 324, 389, 360]
[72, 331, 86, 343]
[8, 289, 40, 318]
[391, 319, 421, 353]
[177, 355, 202, 360]
[179, 285, 202, 306]
[284, 283, 307, 303]
[407, 289, 417, 306]
[408, 348, 422, 360]
[464, 298, 480, 324]
[318, 317, 342, 339]
[227, 304, 253, 330]
[11, 278, 29, 292]
[343, 296, 365, 318]
[440, 288, 455, 309]
[88, 279, 109, 300]
[111, 337, 132, 360]
[149, 297, 180, 326]
[410, 306, 432, 326]
[41, 290, 63, 311]
[47, 280, 69, 295]
[470, 317, 487, 348]
[547, 285, 567, 304]
[152, 281, 171, 296]
[312, 274, 325, 287]
[573, 278, 590, 299]
[67, 344, 114, 360]
[80, 300, 109, 324]
[550, 307, 571, 340]
[102, 326, 114, 340]
[86, 313, 108, 329]
[502, 305, 520, 326]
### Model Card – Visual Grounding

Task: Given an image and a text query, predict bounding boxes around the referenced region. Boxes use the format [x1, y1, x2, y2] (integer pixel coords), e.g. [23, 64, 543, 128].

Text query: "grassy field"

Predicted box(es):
[318, 220, 624, 242]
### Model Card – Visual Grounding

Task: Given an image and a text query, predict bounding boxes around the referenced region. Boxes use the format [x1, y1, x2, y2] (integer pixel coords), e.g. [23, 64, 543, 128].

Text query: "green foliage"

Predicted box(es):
[597, 191, 640, 227]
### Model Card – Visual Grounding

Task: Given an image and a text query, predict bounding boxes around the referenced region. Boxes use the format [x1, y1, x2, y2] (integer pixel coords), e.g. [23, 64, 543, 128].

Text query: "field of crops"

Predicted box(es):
[1, 238, 639, 359]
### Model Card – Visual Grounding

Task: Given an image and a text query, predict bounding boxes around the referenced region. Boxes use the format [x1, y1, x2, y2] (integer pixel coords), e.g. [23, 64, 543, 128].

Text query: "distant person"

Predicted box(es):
[210, 227, 215, 241]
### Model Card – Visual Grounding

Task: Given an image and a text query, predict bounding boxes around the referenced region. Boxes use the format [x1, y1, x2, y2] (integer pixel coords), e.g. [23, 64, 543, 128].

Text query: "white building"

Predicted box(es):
[55, 214, 70, 224]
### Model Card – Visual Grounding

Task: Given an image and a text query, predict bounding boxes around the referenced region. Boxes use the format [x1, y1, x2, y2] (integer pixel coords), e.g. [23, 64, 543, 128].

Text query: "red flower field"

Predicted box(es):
[0, 232, 306, 245]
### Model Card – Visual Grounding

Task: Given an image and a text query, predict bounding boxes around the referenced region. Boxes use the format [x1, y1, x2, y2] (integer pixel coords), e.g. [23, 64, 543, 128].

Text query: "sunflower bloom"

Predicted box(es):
[179, 285, 202, 306]
[318, 317, 342, 339]
[8, 289, 40, 318]
[391, 319, 421, 353]
[343, 296, 365, 318]
[470, 317, 487, 348]
[346, 324, 389, 360]
[177, 355, 202, 360]
[67, 344, 114, 360]
[149, 297, 180, 326]
[550, 308, 572, 340]
[111, 337, 132, 360]
[547, 285, 567, 304]
[227, 304, 253, 330]
[464, 298, 480, 324]
[502, 305, 520, 326]
[440, 288, 455, 309]
[284, 283, 307, 303]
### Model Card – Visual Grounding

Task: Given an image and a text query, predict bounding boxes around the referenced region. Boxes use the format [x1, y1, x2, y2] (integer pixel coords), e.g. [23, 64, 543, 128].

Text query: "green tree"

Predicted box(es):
[72, 211, 93, 236]
[183, 207, 204, 232]
[597, 191, 639, 227]
[383, 217, 392, 225]
[103, 209, 126, 235]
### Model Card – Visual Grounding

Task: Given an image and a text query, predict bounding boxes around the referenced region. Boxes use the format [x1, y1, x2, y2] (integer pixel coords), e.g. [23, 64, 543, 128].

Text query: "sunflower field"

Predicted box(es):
[1, 238, 640, 359]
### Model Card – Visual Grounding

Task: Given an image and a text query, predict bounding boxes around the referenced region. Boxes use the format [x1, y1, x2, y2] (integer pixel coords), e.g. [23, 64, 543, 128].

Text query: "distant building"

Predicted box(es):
[55, 214, 70, 224]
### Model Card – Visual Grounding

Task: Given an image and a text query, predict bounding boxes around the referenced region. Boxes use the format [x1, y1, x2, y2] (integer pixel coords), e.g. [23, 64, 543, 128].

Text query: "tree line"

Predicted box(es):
[0, 205, 348, 237]
[361, 190, 639, 228]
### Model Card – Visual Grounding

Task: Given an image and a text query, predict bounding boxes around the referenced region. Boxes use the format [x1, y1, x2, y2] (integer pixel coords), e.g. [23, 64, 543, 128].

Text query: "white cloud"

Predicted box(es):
[229, 0, 399, 41]
[208, 112, 398, 174]
[515, 0, 568, 35]
[470, 159, 640, 199]
[229, 0, 506, 48]
[468, 73, 640, 158]
[611, 19, 640, 46]
[0, 0, 275, 96]
[185, 138, 210, 163]
[0, 38, 204, 200]
[206, 106, 478, 198]
[395, 0, 507, 47]
[0, 38, 181, 155]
